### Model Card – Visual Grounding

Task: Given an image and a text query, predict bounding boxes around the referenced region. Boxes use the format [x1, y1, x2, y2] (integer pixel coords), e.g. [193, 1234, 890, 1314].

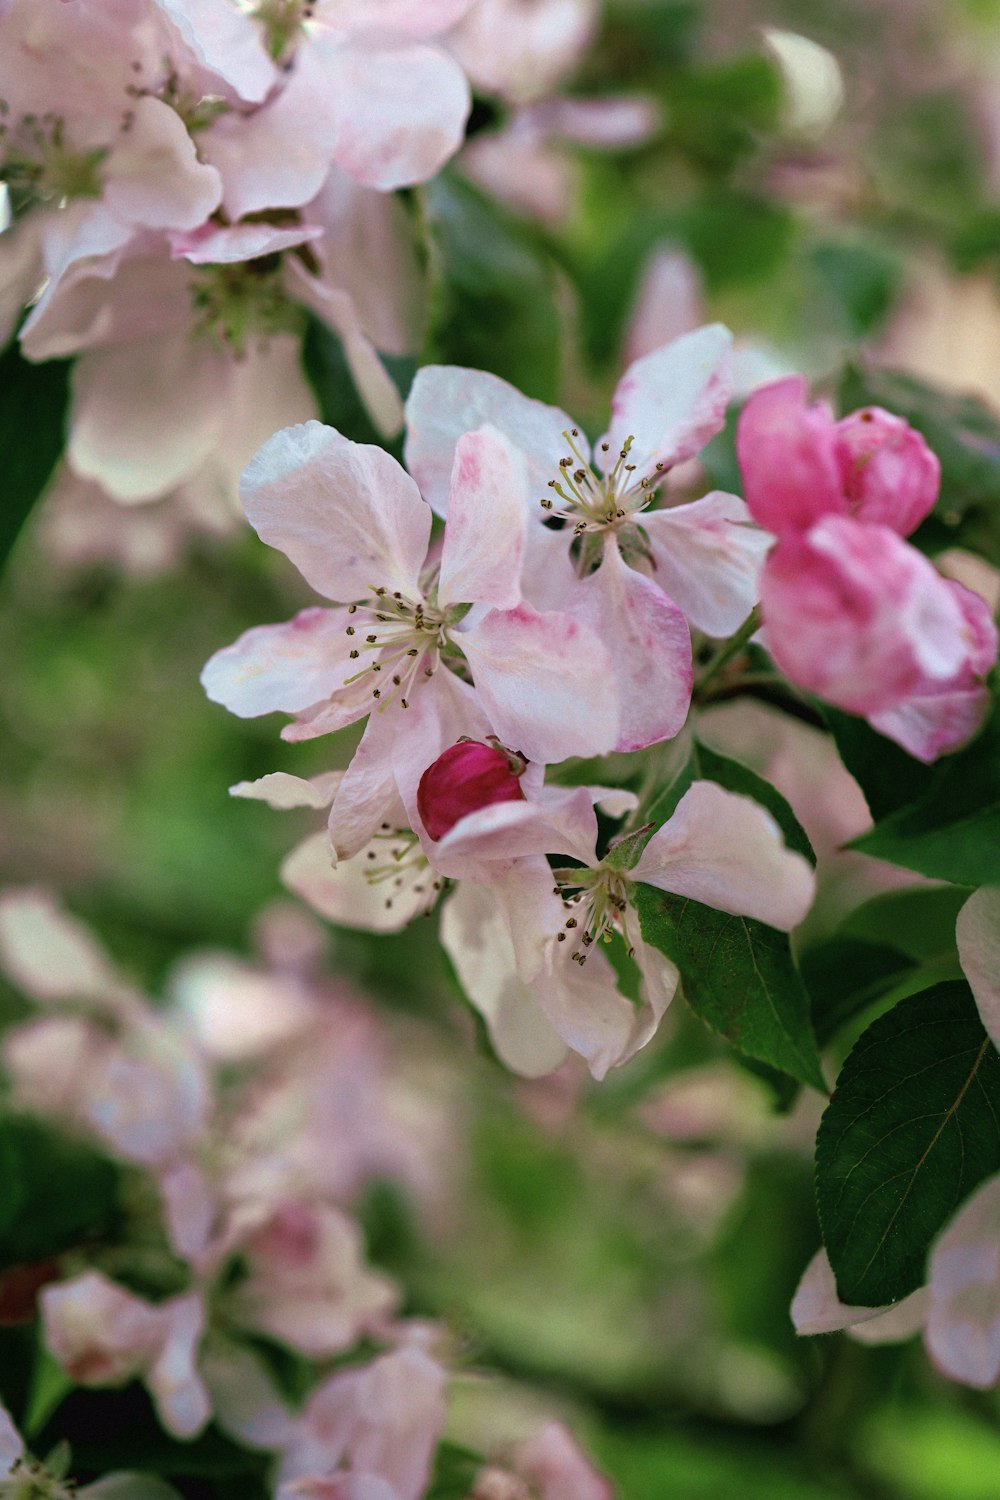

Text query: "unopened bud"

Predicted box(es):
[417, 739, 526, 842]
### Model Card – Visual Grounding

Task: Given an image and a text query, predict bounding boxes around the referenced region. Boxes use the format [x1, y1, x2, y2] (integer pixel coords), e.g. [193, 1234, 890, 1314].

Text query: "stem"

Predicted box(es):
[693, 606, 761, 697]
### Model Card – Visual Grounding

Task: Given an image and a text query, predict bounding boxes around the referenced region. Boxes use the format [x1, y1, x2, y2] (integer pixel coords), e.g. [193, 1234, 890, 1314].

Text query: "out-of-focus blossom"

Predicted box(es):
[41, 1273, 211, 1438]
[469, 1420, 613, 1499]
[0, 1395, 181, 1500]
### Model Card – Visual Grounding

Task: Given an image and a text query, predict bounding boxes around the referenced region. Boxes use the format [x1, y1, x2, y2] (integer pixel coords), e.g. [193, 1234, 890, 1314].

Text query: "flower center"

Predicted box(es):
[240, 0, 315, 62]
[0, 111, 106, 218]
[540, 429, 665, 538]
[363, 825, 444, 915]
[343, 585, 459, 711]
[189, 258, 304, 355]
[549, 863, 632, 965]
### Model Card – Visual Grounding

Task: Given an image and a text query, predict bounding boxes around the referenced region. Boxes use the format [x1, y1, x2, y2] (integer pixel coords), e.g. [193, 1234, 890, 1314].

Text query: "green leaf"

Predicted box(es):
[840, 885, 972, 962]
[848, 693, 1000, 884]
[421, 172, 560, 401]
[302, 317, 413, 452]
[0, 343, 70, 570]
[800, 936, 918, 1047]
[0, 1114, 120, 1269]
[634, 885, 826, 1091]
[809, 239, 900, 338]
[816, 981, 1000, 1307]
[822, 704, 936, 820]
[426, 1442, 484, 1500]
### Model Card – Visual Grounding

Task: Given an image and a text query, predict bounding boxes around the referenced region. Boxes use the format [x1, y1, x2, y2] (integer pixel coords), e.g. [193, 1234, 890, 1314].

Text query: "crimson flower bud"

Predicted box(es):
[417, 740, 526, 842]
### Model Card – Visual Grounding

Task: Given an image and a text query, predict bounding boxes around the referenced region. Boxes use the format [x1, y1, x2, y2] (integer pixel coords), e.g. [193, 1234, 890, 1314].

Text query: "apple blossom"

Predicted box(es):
[203, 418, 619, 857]
[0, 1397, 181, 1500]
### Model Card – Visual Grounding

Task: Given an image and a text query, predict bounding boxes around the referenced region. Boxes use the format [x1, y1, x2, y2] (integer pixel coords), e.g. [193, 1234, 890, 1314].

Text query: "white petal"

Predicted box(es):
[440, 883, 568, 1077]
[926, 1174, 1000, 1386]
[0, 887, 124, 1006]
[328, 708, 410, 859]
[0, 1400, 24, 1473]
[438, 426, 527, 610]
[242, 422, 429, 601]
[171, 220, 323, 264]
[642, 492, 770, 637]
[203, 607, 358, 718]
[101, 96, 221, 230]
[281, 832, 436, 932]
[538, 943, 645, 1081]
[229, 770, 343, 810]
[404, 365, 577, 514]
[632, 781, 815, 930]
[154, 0, 278, 102]
[460, 603, 619, 763]
[791, 1249, 922, 1336]
[602, 323, 733, 478]
[956, 888, 1000, 1053]
[147, 1295, 211, 1438]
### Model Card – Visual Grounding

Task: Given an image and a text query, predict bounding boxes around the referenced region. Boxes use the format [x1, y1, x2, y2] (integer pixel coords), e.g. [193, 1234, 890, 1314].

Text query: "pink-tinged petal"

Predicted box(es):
[281, 1348, 446, 1500]
[448, 0, 595, 104]
[328, 708, 410, 859]
[281, 832, 437, 932]
[834, 407, 939, 536]
[0, 217, 42, 350]
[0, 888, 124, 1006]
[547, 93, 661, 145]
[438, 426, 527, 609]
[957, 888, 1000, 1053]
[926, 1175, 1000, 1387]
[230, 770, 343, 810]
[202, 607, 357, 718]
[624, 906, 680, 1028]
[736, 376, 844, 535]
[101, 96, 222, 231]
[169, 954, 318, 1062]
[574, 535, 691, 751]
[602, 323, 733, 479]
[0, 1400, 23, 1472]
[241, 422, 429, 601]
[761, 519, 968, 715]
[427, 783, 599, 884]
[791, 1250, 924, 1336]
[621, 247, 702, 368]
[328, 0, 475, 38]
[440, 884, 568, 1078]
[849, 1292, 930, 1344]
[154, 0, 278, 102]
[68, 332, 230, 503]
[41, 1272, 165, 1386]
[199, 44, 343, 216]
[404, 365, 576, 514]
[539, 943, 645, 1081]
[513, 1421, 614, 1500]
[460, 603, 619, 763]
[642, 492, 770, 637]
[632, 781, 815, 930]
[21, 244, 194, 363]
[158, 1163, 217, 1262]
[282, 674, 381, 743]
[200, 1339, 296, 1451]
[866, 578, 998, 761]
[171, 220, 323, 264]
[388, 670, 495, 847]
[147, 1295, 211, 1438]
[325, 37, 470, 190]
[520, 519, 580, 612]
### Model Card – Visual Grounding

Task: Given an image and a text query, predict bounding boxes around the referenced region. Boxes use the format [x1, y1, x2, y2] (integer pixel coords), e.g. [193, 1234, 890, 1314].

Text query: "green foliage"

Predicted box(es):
[426, 1441, 484, 1500]
[836, 363, 1000, 558]
[421, 172, 561, 401]
[0, 343, 70, 571]
[848, 693, 1000, 884]
[0, 1114, 120, 1270]
[635, 885, 825, 1091]
[302, 317, 414, 452]
[816, 982, 1000, 1306]
[809, 239, 900, 337]
[802, 936, 919, 1047]
[666, 55, 784, 172]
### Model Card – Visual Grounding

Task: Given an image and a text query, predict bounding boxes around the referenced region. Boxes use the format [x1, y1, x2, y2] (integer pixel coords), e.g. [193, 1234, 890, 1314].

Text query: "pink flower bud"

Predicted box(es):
[834, 406, 939, 536]
[417, 740, 526, 842]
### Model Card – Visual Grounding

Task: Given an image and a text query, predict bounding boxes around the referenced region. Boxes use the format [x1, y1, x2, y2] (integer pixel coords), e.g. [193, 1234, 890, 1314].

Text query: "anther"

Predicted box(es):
[346, 625, 355, 635]
[366, 633, 377, 643]
[349, 649, 359, 659]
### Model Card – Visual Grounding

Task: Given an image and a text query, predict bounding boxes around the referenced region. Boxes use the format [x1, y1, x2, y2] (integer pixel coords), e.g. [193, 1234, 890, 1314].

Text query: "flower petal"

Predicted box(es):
[460, 603, 619, 763]
[281, 832, 436, 933]
[0, 888, 124, 1007]
[438, 426, 528, 610]
[736, 376, 844, 535]
[440, 883, 568, 1078]
[632, 781, 815, 930]
[101, 96, 221, 231]
[229, 770, 343, 810]
[574, 535, 692, 751]
[241, 422, 430, 601]
[791, 1249, 924, 1336]
[926, 1175, 1000, 1387]
[202, 607, 357, 718]
[328, 709, 410, 860]
[642, 492, 770, 637]
[957, 887, 1000, 1053]
[404, 365, 577, 514]
[154, 0, 278, 102]
[601, 323, 733, 478]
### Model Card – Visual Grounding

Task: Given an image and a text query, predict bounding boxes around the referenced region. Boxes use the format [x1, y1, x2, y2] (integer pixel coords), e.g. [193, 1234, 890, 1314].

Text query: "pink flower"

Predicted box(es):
[736, 377, 996, 759]
[203, 420, 618, 857]
[405, 327, 771, 752]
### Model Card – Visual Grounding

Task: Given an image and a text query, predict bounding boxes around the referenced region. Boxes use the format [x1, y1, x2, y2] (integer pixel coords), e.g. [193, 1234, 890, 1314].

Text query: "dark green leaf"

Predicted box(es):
[668, 56, 783, 172]
[302, 317, 414, 452]
[634, 885, 826, 1091]
[816, 981, 1000, 1306]
[839, 885, 972, 962]
[0, 1114, 120, 1269]
[421, 173, 560, 401]
[427, 1441, 484, 1500]
[801, 936, 918, 1047]
[809, 239, 900, 338]
[849, 693, 1000, 884]
[0, 343, 70, 570]
[822, 704, 936, 820]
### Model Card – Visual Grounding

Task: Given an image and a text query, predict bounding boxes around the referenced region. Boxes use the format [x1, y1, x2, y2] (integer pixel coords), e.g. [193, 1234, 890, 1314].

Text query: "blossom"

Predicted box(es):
[405, 325, 772, 752]
[737, 376, 998, 759]
[0, 1395, 178, 1500]
[203, 419, 618, 858]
